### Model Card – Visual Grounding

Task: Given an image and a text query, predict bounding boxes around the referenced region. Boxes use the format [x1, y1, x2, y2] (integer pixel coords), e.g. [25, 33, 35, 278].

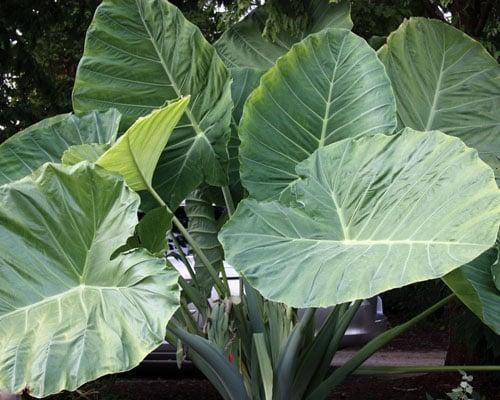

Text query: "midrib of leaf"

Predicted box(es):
[128, 135, 150, 190]
[0, 284, 126, 321]
[319, 35, 346, 146]
[424, 39, 446, 131]
[136, 1, 204, 137]
[230, 232, 484, 247]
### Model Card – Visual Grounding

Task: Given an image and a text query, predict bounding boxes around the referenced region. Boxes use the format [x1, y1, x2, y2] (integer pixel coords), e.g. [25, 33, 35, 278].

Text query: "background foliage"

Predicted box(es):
[1, 0, 498, 140]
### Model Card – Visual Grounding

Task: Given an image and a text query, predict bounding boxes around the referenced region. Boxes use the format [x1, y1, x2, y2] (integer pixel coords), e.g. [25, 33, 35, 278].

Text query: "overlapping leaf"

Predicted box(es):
[214, 0, 353, 70]
[115, 206, 173, 256]
[73, 0, 232, 207]
[0, 163, 180, 397]
[97, 97, 189, 192]
[228, 67, 264, 201]
[379, 18, 500, 183]
[239, 29, 396, 201]
[220, 130, 500, 307]
[185, 188, 224, 295]
[62, 143, 110, 165]
[0, 109, 120, 185]
[443, 248, 500, 334]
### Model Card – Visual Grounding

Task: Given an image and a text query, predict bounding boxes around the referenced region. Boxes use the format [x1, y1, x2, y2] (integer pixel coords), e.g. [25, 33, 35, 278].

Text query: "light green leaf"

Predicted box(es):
[97, 97, 189, 192]
[443, 248, 500, 334]
[239, 29, 396, 201]
[0, 162, 180, 397]
[220, 130, 500, 308]
[214, 0, 353, 70]
[0, 109, 120, 186]
[379, 18, 500, 183]
[62, 143, 110, 165]
[73, 0, 232, 207]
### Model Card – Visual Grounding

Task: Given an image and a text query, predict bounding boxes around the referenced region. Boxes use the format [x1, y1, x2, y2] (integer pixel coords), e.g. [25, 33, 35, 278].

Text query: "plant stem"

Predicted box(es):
[173, 213, 230, 297]
[276, 308, 316, 400]
[169, 232, 199, 286]
[307, 294, 455, 400]
[175, 271, 211, 319]
[221, 185, 235, 217]
[180, 298, 201, 335]
[147, 183, 229, 297]
[354, 365, 500, 375]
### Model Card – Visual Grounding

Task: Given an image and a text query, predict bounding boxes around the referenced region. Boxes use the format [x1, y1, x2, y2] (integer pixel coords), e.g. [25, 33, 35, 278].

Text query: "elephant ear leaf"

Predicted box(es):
[443, 247, 500, 334]
[379, 17, 500, 183]
[73, 0, 233, 208]
[220, 130, 500, 308]
[214, 0, 353, 70]
[97, 97, 189, 192]
[239, 28, 396, 201]
[0, 162, 180, 397]
[0, 109, 120, 185]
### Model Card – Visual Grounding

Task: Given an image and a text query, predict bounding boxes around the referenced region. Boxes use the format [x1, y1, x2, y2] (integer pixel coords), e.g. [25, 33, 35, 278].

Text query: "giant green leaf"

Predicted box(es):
[0, 109, 120, 186]
[0, 162, 180, 397]
[220, 130, 500, 308]
[379, 18, 500, 183]
[239, 29, 397, 201]
[443, 248, 500, 334]
[214, 0, 353, 70]
[73, 0, 232, 208]
[97, 97, 189, 192]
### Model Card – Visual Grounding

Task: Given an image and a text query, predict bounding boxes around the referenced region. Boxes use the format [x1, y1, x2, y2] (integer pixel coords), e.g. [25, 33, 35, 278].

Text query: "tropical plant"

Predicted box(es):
[0, 0, 499, 399]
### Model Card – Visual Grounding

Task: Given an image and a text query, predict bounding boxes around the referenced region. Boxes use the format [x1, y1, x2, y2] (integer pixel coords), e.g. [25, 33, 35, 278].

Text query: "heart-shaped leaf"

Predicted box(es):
[220, 130, 500, 307]
[239, 29, 396, 201]
[215, 0, 353, 70]
[379, 18, 500, 183]
[73, 0, 232, 207]
[97, 97, 189, 192]
[0, 162, 180, 397]
[0, 109, 120, 186]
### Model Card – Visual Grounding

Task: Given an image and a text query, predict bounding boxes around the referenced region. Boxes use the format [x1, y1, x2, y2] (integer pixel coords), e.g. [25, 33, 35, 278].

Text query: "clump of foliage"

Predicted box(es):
[2, 0, 498, 140]
[0, 0, 499, 399]
[427, 371, 486, 400]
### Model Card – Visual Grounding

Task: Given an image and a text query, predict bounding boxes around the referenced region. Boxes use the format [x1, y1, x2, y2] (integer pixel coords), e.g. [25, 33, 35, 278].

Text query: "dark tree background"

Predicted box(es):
[1, 0, 498, 139]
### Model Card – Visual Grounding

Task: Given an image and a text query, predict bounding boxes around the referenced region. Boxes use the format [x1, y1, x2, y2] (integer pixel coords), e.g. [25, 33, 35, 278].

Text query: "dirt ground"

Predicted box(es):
[28, 328, 500, 400]
[36, 372, 500, 400]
